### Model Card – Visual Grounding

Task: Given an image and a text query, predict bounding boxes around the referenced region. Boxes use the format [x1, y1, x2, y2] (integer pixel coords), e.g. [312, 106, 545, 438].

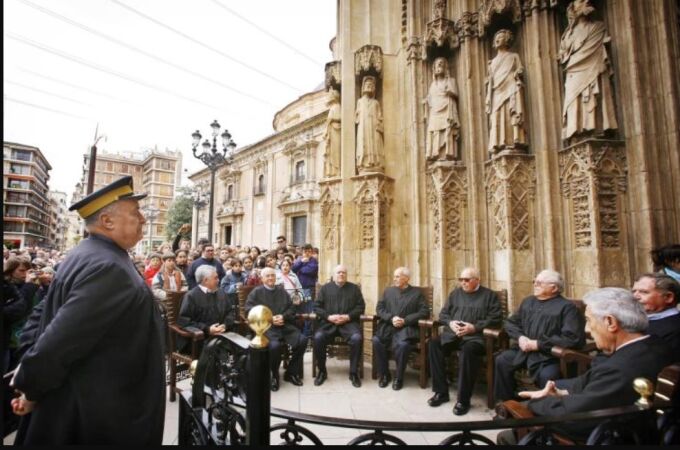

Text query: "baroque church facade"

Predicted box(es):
[193, 0, 680, 313]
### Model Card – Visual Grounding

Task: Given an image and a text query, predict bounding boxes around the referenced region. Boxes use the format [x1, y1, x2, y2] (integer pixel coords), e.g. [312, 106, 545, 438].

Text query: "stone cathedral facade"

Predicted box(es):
[317, 0, 680, 313]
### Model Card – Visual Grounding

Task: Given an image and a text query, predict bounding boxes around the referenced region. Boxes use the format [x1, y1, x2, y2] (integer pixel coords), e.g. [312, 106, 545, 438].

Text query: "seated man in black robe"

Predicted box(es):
[372, 267, 429, 391]
[496, 287, 672, 444]
[427, 267, 503, 415]
[245, 267, 308, 391]
[493, 269, 585, 403]
[178, 264, 235, 352]
[632, 273, 680, 359]
[313, 264, 366, 388]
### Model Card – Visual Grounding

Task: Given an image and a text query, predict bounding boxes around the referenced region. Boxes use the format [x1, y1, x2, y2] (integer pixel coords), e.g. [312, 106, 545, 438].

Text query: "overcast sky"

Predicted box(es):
[3, 0, 337, 198]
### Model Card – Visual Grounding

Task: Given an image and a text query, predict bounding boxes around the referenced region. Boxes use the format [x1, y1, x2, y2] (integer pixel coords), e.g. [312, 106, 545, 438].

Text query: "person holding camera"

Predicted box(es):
[427, 267, 503, 416]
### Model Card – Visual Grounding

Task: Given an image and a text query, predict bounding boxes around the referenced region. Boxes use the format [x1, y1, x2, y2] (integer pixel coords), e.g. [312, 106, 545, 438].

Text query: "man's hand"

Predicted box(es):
[11, 392, 35, 416]
[452, 321, 475, 337]
[179, 223, 191, 234]
[518, 380, 560, 400]
[209, 323, 226, 335]
[272, 315, 285, 326]
[392, 316, 405, 328]
[518, 336, 538, 352]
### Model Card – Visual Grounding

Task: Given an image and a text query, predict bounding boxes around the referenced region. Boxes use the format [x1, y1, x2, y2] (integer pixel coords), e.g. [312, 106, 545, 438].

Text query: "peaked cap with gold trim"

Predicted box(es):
[69, 175, 147, 219]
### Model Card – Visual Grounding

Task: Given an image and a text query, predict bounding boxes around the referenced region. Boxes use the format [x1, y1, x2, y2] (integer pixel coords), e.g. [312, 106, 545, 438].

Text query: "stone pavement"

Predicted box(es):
[162, 352, 506, 445]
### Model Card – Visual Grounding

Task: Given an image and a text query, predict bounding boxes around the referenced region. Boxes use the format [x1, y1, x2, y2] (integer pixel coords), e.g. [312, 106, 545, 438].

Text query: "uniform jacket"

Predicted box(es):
[375, 285, 429, 342]
[12, 233, 166, 445]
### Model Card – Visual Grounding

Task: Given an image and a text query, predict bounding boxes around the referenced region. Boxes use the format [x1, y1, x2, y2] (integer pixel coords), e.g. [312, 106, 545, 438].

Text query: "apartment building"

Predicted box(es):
[3, 142, 52, 249]
[48, 191, 69, 251]
[78, 148, 183, 253]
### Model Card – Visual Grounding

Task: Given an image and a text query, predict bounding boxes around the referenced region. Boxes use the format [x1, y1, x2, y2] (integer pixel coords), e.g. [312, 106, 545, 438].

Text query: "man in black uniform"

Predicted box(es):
[178, 265, 235, 351]
[493, 269, 585, 403]
[496, 287, 672, 444]
[632, 273, 680, 359]
[313, 264, 366, 388]
[372, 267, 430, 390]
[10, 176, 166, 445]
[245, 267, 308, 391]
[427, 267, 503, 415]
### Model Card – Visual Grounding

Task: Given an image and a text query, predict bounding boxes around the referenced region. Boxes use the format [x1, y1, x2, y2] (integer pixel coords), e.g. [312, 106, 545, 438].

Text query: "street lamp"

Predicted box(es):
[191, 120, 236, 242]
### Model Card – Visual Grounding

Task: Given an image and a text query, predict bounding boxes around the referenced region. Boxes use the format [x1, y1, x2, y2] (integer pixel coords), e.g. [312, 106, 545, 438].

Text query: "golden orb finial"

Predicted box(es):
[248, 305, 273, 348]
[633, 377, 654, 407]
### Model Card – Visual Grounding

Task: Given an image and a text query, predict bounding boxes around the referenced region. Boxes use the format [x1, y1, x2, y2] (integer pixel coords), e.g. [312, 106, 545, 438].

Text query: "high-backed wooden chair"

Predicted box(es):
[310, 282, 365, 379]
[419, 289, 509, 406]
[495, 363, 680, 445]
[485, 297, 589, 408]
[365, 285, 433, 388]
[236, 284, 256, 335]
[162, 290, 205, 402]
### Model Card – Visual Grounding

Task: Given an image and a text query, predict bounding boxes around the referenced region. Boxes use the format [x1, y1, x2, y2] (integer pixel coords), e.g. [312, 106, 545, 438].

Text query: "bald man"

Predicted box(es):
[313, 265, 366, 387]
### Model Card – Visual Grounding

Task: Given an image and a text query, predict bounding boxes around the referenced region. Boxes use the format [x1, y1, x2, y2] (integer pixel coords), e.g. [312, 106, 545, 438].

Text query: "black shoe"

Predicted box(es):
[271, 375, 280, 391]
[378, 373, 392, 388]
[392, 378, 403, 391]
[427, 392, 450, 407]
[314, 370, 328, 386]
[349, 373, 362, 388]
[283, 373, 303, 386]
[453, 402, 471, 416]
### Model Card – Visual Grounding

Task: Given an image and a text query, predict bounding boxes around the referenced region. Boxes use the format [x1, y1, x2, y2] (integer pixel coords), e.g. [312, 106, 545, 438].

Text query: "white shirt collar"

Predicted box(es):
[648, 308, 680, 321]
[199, 284, 217, 294]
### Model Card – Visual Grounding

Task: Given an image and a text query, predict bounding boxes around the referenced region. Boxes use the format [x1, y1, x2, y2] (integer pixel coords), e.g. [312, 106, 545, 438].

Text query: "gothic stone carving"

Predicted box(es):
[522, 0, 559, 17]
[319, 181, 341, 251]
[355, 76, 384, 174]
[559, 0, 618, 143]
[352, 175, 393, 250]
[479, 0, 522, 36]
[325, 61, 341, 91]
[559, 140, 627, 248]
[323, 89, 341, 178]
[484, 155, 536, 250]
[405, 36, 424, 63]
[426, 57, 460, 162]
[457, 12, 479, 42]
[486, 29, 527, 154]
[354, 45, 383, 78]
[424, 17, 459, 50]
[427, 162, 468, 250]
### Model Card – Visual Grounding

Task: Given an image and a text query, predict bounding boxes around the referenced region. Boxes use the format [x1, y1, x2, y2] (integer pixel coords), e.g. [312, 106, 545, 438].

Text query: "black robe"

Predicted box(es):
[504, 295, 585, 371]
[314, 281, 366, 337]
[648, 312, 680, 361]
[528, 335, 672, 441]
[178, 286, 235, 336]
[438, 286, 503, 345]
[245, 285, 300, 346]
[12, 233, 166, 445]
[375, 285, 429, 342]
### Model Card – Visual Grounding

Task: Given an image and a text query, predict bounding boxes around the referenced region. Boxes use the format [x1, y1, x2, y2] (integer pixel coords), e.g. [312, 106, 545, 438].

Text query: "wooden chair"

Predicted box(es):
[418, 289, 509, 406]
[495, 363, 680, 445]
[365, 285, 433, 388]
[485, 297, 590, 408]
[162, 290, 205, 402]
[310, 282, 365, 379]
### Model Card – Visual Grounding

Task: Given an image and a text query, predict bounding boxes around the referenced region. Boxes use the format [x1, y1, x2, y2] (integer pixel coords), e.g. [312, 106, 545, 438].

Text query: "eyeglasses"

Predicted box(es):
[533, 279, 554, 286]
[277, 240, 284, 243]
[458, 278, 475, 282]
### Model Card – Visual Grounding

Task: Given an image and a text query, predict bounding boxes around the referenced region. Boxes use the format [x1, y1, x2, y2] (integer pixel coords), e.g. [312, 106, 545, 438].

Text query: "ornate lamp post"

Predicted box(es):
[191, 120, 236, 243]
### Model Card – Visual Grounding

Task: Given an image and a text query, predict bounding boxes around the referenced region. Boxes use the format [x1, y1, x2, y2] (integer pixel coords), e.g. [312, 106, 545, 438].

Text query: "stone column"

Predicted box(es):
[559, 138, 628, 298]
[318, 178, 342, 279]
[484, 154, 536, 309]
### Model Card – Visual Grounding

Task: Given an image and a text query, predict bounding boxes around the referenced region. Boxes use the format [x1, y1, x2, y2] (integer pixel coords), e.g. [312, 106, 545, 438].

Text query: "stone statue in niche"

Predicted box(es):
[433, 0, 447, 19]
[559, 0, 618, 141]
[425, 57, 460, 161]
[355, 76, 384, 172]
[323, 88, 341, 178]
[486, 29, 526, 154]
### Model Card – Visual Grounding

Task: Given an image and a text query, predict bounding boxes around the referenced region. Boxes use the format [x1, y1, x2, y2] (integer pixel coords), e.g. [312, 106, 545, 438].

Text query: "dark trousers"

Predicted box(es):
[428, 336, 485, 404]
[269, 334, 308, 378]
[372, 335, 414, 380]
[493, 349, 561, 402]
[313, 329, 362, 375]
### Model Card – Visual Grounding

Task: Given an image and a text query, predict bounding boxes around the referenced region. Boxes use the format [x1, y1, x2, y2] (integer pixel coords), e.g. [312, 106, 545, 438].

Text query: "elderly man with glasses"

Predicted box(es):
[427, 267, 503, 415]
[493, 269, 585, 403]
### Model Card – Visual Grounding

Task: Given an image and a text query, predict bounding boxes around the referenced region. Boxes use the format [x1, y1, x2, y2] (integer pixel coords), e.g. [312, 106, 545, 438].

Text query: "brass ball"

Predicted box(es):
[248, 305, 273, 337]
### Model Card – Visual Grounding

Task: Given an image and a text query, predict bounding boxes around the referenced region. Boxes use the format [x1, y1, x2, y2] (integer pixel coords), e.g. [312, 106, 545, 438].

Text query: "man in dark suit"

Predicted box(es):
[178, 265, 235, 351]
[313, 264, 366, 388]
[496, 287, 672, 444]
[632, 273, 680, 359]
[493, 269, 585, 402]
[245, 267, 308, 391]
[10, 176, 166, 445]
[372, 267, 430, 390]
[186, 243, 226, 289]
[427, 267, 503, 415]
